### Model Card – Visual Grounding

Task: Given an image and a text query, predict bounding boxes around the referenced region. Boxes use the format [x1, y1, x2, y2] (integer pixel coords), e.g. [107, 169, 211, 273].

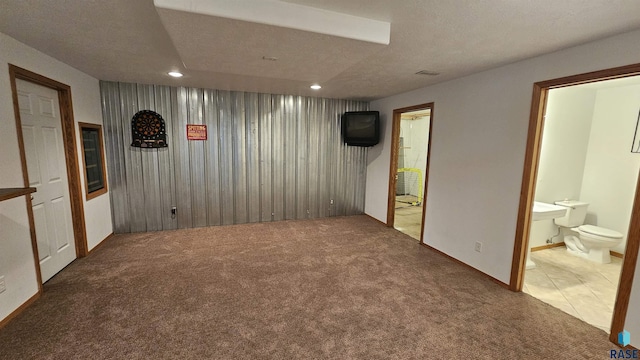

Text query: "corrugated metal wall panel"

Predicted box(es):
[283, 95, 297, 220]
[187, 88, 207, 228]
[349, 147, 361, 215]
[296, 97, 309, 220]
[101, 82, 129, 233]
[358, 146, 368, 213]
[307, 98, 320, 219]
[351, 146, 361, 215]
[231, 92, 248, 224]
[217, 90, 234, 226]
[101, 81, 369, 233]
[317, 99, 331, 218]
[172, 87, 193, 229]
[154, 85, 177, 231]
[259, 94, 273, 222]
[327, 100, 339, 217]
[119, 83, 146, 233]
[245, 93, 261, 223]
[271, 95, 285, 222]
[341, 104, 352, 214]
[136, 84, 162, 231]
[203, 89, 222, 226]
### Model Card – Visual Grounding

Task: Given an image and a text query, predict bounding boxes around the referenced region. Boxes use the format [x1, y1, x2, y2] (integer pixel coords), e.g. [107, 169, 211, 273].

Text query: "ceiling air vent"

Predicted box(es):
[415, 70, 440, 76]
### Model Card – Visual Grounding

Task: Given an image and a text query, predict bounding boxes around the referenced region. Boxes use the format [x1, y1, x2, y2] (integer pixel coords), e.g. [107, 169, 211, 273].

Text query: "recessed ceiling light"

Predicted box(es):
[310, 84, 322, 90]
[168, 71, 183, 78]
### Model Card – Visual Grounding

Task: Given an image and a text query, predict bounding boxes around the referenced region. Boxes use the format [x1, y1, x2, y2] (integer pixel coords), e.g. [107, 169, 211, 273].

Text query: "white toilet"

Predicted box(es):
[554, 200, 623, 264]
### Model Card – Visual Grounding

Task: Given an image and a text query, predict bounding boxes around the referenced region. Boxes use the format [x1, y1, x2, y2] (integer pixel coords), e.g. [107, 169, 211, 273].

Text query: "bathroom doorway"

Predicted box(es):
[510, 63, 640, 343]
[386, 103, 433, 242]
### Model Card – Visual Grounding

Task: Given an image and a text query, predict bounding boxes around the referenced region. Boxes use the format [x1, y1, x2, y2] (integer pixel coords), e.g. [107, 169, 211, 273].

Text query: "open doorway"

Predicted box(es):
[510, 63, 640, 344]
[524, 76, 640, 333]
[387, 103, 434, 242]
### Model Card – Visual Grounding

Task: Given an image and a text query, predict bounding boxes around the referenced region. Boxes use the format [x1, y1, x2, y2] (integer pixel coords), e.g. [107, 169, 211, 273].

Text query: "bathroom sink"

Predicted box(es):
[532, 201, 568, 221]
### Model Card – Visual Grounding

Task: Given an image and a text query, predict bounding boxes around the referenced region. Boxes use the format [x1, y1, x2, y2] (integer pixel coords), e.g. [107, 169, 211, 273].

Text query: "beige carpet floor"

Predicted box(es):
[0, 215, 617, 359]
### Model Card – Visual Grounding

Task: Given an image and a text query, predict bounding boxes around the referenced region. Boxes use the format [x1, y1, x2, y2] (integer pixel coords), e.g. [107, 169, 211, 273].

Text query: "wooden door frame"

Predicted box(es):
[509, 63, 640, 344]
[386, 102, 434, 242]
[8, 65, 88, 289]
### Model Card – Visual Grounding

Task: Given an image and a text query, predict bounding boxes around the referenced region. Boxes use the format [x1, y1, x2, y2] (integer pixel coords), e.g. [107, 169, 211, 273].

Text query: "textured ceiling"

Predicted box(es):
[1, 0, 640, 101]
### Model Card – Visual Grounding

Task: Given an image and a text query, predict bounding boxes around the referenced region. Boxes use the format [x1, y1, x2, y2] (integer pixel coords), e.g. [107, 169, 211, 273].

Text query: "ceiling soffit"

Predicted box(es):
[154, 0, 390, 83]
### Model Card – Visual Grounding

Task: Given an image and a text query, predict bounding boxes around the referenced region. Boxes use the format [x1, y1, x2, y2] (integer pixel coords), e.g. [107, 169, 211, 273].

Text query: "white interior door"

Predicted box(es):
[17, 79, 76, 283]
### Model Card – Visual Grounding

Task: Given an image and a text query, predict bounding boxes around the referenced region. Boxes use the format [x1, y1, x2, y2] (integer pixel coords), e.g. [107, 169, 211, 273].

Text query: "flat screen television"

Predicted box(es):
[342, 111, 380, 147]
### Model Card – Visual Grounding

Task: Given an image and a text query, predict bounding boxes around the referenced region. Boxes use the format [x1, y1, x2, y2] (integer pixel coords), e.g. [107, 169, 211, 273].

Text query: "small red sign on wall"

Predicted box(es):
[186, 124, 207, 140]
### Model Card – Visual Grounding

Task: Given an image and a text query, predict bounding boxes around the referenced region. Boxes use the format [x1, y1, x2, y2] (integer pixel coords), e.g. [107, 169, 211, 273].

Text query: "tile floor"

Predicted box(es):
[523, 246, 622, 333]
[393, 198, 423, 240]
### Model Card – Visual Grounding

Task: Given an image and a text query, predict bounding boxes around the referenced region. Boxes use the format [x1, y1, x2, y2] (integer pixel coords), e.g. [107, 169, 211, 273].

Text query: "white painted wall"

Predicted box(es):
[365, 30, 640, 344]
[529, 87, 596, 248]
[0, 32, 112, 322]
[536, 88, 596, 204]
[399, 116, 430, 198]
[580, 84, 640, 254]
[0, 198, 39, 322]
[624, 256, 640, 347]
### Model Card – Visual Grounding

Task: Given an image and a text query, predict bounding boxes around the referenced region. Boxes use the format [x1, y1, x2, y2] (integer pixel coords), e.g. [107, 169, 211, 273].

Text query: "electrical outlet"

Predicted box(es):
[0, 276, 6, 294]
[474, 242, 482, 253]
[330, 199, 334, 205]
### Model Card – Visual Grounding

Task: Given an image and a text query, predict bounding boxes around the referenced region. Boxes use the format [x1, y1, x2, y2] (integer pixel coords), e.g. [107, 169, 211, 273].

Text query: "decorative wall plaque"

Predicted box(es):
[131, 110, 168, 148]
[186, 124, 207, 140]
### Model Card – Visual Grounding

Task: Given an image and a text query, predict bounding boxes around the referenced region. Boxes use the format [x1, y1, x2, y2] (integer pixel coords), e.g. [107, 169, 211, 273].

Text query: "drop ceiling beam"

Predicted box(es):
[153, 0, 391, 45]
